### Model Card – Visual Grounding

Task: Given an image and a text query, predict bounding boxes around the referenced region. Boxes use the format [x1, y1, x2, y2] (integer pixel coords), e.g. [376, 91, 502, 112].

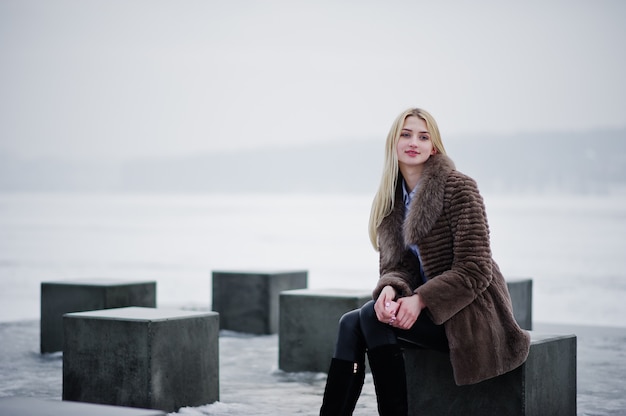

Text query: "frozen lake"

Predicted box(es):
[0, 191, 625, 414]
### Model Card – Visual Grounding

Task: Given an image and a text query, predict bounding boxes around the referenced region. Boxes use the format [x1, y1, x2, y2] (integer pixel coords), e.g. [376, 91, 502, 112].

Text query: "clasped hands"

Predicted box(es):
[374, 285, 424, 330]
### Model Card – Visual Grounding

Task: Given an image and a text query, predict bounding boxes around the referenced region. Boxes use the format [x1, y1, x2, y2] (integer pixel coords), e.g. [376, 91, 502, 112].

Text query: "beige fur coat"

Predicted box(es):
[373, 154, 530, 385]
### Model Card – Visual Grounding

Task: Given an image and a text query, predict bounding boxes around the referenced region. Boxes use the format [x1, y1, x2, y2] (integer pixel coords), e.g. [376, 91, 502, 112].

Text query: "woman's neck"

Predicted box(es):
[400, 165, 423, 191]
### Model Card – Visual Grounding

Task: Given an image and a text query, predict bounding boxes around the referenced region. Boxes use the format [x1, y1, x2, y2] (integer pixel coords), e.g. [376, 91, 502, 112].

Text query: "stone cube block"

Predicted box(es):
[212, 270, 307, 334]
[507, 278, 533, 330]
[41, 279, 156, 353]
[279, 288, 371, 373]
[404, 332, 576, 416]
[63, 307, 219, 413]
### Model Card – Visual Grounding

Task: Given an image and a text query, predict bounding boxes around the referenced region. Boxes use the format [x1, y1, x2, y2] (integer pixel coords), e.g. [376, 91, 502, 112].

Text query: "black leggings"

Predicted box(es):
[333, 300, 449, 363]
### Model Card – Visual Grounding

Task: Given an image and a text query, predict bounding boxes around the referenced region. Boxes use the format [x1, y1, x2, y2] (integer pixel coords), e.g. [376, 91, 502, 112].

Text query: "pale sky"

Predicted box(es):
[1, 0, 625, 161]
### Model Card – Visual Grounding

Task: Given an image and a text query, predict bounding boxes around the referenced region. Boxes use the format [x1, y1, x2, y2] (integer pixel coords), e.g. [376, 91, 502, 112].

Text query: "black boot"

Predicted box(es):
[319, 358, 365, 416]
[367, 344, 408, 416]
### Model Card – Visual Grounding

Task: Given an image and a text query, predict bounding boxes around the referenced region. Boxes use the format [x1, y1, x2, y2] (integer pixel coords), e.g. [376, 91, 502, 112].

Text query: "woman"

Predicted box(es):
[319, 108, 531, 415]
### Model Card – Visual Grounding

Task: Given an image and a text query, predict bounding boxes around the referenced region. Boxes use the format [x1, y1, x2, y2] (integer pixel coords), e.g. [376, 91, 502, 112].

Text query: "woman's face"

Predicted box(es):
[396, 116, 436, 170]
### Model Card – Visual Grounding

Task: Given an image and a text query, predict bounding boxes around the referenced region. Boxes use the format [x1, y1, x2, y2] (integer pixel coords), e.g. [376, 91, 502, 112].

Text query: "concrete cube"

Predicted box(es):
[404, 332, 577, 416]
[41, 279, 156, 353]
[507, 278, 533, 330]
[279, 288, 371, 373]
[63, 307, 219, 413]
[212, 270, 307, 334]
[0, 397, 166, 416]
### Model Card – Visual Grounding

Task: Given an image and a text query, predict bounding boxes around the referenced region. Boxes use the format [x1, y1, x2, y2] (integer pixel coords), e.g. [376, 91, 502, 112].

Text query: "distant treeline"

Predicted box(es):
[448, 129, 626, 194]
[1, 129, 625, 194]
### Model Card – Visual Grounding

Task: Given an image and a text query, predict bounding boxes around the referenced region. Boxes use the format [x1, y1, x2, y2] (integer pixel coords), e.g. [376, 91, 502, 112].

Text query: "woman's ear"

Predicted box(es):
[431, 148, 437, 155]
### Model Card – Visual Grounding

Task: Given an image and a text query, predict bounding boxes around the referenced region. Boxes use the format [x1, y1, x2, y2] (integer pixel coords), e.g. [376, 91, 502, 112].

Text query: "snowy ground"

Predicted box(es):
[1, 320, 625, 415]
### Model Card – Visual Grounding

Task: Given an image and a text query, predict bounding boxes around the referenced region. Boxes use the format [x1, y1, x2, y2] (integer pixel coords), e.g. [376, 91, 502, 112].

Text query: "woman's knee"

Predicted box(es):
[334, 308, 367, 362]
[338, 308, 361, 334]
[358, 299, 377, 322]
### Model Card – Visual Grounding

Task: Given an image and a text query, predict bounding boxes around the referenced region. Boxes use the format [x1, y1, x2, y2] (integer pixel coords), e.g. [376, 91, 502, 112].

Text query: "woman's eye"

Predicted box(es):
[400, 132, 411, 138]
[420, 135, 430, 140]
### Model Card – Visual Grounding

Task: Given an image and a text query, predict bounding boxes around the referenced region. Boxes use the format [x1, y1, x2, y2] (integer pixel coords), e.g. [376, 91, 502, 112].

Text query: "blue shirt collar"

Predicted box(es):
[402, 178, 419, 207]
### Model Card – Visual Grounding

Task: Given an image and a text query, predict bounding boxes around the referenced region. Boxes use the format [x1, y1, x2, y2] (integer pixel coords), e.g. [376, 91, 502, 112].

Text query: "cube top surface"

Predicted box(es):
[281, 288, 371, 298]
[505, 277, 533, 283]
[43, 278, 155, 286]
[212, 269, 307, 276]
[530, 332, 576, 343]
[64, 306, 217, 321]
[0, 397, 166, 416]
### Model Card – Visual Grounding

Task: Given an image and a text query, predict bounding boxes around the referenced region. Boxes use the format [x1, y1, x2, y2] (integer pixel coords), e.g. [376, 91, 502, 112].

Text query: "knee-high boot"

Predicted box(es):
[367, 344, 408, 416]
[319, 358, 365, 416]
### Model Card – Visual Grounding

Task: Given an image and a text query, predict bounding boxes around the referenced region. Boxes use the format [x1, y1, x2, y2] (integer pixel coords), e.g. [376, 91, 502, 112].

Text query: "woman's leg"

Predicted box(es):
[358, 300, 448, 416]
[320, 309, 366, 416]
[333, 309, 367, 363]
[359, 300, 408, 416]
[358, 300, 398, 349]
[357, 300, 448, 350]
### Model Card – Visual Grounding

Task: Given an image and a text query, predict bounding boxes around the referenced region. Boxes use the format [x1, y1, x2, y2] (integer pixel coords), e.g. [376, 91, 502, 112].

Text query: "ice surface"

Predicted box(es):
[1, 192, 626, 414]
[1, 321, 625, 415]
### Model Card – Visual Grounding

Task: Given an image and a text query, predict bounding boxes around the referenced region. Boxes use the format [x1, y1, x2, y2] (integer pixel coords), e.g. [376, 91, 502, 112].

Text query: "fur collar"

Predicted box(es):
[382, 154, 456, 247]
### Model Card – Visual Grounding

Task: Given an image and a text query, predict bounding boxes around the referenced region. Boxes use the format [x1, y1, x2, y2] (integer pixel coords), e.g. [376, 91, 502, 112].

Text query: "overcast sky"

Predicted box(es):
[1, 0, 625, 161]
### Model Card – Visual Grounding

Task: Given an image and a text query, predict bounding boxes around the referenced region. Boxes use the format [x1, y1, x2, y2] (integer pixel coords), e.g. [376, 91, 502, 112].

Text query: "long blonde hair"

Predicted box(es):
[368, 108, 447, 250]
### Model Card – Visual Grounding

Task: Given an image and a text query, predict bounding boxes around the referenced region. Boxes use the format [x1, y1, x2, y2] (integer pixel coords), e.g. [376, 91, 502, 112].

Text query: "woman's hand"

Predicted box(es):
[374, 286, 398, 324]
[393, 294, 425, 330]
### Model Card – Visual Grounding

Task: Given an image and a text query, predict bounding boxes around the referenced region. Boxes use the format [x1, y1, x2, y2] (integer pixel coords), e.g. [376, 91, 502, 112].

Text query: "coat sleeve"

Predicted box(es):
[415, 174, 494, 325]
[372, 251, 418, 300]
[371, 202, 422, 300]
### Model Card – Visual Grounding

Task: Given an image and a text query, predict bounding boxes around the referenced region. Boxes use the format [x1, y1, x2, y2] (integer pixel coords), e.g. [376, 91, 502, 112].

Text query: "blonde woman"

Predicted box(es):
[319, 108, 530, 415]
